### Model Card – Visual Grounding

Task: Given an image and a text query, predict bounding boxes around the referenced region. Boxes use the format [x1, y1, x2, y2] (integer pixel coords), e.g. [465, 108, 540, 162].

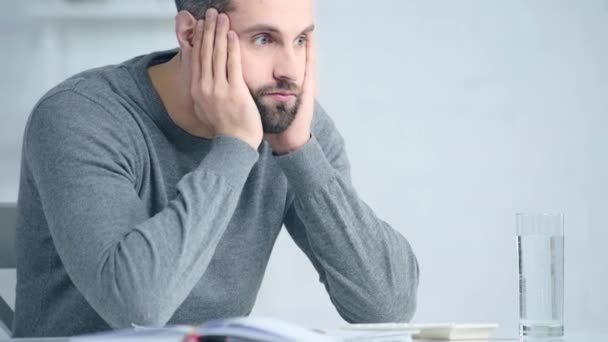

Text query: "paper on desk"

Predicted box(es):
[71, 317, 337, 342]
[199, 316, 337, 341]
[342, 323, 498, 341]
[328, 328, 414, 342]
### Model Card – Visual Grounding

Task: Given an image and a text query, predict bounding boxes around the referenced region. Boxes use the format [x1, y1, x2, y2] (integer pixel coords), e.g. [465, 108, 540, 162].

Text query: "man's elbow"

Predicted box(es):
[93, 251, 176, 328]
[339, 287, 418, 324]
[100, 297, 173, 329]
[364, 264, 420, 323]
[366, 292, 417, 323]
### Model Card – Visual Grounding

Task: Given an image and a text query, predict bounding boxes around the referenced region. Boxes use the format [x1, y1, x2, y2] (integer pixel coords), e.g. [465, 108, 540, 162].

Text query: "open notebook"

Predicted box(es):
[71, 317, 332, 342]
[70, 316, 416, 342]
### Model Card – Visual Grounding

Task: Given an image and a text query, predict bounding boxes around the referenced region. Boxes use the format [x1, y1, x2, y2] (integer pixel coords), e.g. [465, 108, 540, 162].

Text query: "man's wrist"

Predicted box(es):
[274, 135, 335, 194]
[268, 134, 312, 156]
[198, 135, 260, 189]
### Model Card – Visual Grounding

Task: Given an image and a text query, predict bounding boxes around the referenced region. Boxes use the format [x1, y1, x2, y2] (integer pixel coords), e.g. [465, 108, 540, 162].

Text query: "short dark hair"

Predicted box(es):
[174, 0, 235, 18]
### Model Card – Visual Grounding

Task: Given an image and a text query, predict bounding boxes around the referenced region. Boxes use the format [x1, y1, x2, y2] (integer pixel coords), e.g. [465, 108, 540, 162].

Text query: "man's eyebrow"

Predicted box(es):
[240, 24, 315, 36]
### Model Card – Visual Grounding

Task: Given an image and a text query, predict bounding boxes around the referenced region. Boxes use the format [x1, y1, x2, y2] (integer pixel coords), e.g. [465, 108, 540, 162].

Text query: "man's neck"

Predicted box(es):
[147, 52, 213, 139]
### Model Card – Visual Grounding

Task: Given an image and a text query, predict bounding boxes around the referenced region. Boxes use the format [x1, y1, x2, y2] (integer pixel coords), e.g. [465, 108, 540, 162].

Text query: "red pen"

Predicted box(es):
[182, 327, 200, 342]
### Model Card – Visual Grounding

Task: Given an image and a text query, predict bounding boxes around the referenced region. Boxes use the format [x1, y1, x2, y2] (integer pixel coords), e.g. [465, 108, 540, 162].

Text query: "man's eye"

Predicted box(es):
[296, 37, 307, 46]
[253, 35, 271, 45]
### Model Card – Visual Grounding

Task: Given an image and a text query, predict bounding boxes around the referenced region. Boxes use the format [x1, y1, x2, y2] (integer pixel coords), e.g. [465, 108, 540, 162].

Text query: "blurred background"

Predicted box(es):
[1, 0, 607, 339]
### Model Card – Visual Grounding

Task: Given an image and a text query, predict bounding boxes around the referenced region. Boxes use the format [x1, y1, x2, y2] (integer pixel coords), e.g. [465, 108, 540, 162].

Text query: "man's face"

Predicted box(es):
[227, 0, 314, 133]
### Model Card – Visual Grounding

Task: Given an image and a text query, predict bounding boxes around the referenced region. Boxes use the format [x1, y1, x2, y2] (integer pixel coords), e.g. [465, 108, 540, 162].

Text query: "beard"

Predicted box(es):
[250, 79, 302, 134]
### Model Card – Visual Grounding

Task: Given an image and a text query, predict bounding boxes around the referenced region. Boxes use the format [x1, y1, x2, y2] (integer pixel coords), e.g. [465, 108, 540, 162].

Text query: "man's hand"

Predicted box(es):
[190, 9, 263, 149]
[265, 33, 317, 155]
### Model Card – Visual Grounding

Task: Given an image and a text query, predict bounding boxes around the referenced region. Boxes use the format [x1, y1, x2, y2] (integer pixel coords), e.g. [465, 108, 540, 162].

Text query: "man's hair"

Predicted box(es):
[174, 0, 235, 18]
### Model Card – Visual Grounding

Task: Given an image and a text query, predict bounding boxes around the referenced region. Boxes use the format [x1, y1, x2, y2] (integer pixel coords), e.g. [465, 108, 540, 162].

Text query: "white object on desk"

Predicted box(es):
[343, 323, 498, 340]
[412, 323, 498, 340]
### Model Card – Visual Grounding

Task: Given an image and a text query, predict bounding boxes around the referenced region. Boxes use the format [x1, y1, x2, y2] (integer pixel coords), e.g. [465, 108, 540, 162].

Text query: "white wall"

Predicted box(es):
[1, 0, 607, 338]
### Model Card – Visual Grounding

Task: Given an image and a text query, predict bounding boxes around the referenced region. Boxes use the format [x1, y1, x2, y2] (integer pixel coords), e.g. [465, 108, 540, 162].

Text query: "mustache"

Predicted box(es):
[252, 79, 300, 97]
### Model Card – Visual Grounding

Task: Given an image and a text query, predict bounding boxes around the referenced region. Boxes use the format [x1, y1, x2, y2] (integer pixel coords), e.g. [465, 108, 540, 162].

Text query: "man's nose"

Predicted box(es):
[273, 47, 298, 83]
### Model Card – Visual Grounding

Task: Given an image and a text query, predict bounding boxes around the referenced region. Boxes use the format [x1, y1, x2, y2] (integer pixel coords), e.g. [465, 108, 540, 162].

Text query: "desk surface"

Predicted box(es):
[3, 333, 608, 342]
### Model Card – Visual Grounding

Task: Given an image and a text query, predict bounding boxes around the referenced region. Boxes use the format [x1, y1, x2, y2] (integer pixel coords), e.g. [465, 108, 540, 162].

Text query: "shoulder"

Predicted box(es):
[34, 63, 133, 121]
[26, 61, 143, 141]
[24, 65, 145, 166]
[311, 100, 335, 136]
[311, 100, 346, 152]
[310, 100, 350, 172]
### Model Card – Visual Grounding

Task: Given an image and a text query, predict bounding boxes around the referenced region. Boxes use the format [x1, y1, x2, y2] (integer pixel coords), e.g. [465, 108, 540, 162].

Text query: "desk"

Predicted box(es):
[2, 333, 608, 341]
[1, 339, 68, 342]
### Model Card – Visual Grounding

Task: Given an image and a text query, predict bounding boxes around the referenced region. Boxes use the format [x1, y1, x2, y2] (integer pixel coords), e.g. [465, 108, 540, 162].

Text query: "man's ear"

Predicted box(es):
[175, 10, 198, 51]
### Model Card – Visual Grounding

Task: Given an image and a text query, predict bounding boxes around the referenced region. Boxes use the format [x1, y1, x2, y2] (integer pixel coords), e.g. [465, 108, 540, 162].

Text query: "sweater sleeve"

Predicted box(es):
[277, 101, 419, 323]
[24, 90, 259, 329]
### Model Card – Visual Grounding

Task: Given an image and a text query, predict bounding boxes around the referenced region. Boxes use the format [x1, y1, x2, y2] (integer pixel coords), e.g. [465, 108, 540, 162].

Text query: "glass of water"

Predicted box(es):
[516, 213, 564, 337]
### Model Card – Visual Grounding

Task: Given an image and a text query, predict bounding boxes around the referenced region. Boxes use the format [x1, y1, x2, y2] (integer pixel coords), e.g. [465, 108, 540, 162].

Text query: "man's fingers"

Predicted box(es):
[190, 20, 204, 90]
[202, 8, 217, 83]
[227, 31, 244, 86]
[213, 13, 230, 84]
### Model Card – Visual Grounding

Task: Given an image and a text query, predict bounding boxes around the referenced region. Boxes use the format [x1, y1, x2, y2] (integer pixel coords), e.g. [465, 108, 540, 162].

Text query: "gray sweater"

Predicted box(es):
[13, 49, 419, 338]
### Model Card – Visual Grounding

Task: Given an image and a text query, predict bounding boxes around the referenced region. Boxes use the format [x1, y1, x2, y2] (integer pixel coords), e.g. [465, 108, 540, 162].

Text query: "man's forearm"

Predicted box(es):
[278, 136, 419, 322]
[28, 97, 259, 329]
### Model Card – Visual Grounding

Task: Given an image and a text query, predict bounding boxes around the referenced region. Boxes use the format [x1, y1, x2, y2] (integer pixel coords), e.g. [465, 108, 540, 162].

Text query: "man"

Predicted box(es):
[13, 0, 419, 337]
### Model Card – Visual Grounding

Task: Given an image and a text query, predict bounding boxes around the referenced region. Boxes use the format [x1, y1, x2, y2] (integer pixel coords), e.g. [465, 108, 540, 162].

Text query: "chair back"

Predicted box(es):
[0, 202, 17, 336]
[0, 203, 17, 268]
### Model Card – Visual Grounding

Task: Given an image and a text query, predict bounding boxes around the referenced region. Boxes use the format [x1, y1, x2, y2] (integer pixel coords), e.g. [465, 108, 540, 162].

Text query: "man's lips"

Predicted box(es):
[265, 92, 296, 96]
[265, 92, 296, 101]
